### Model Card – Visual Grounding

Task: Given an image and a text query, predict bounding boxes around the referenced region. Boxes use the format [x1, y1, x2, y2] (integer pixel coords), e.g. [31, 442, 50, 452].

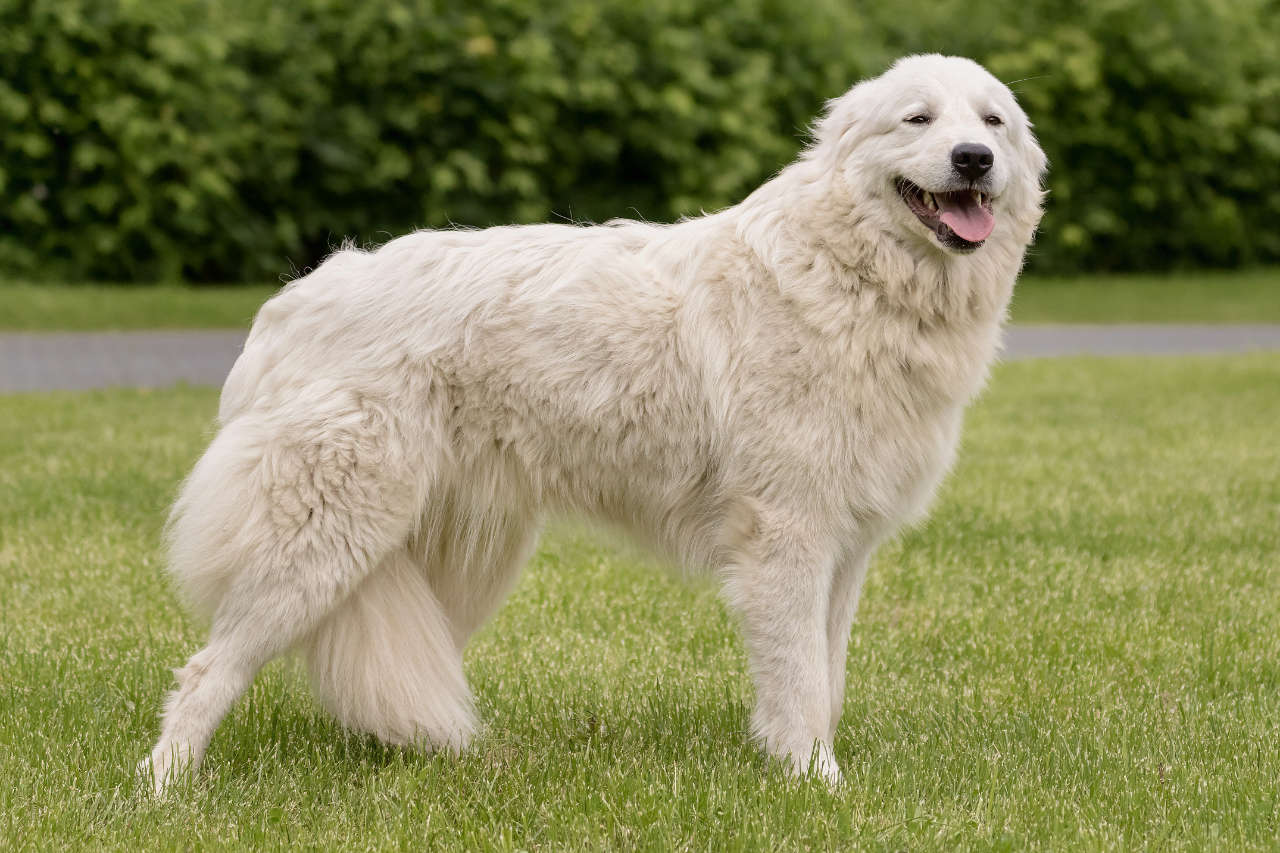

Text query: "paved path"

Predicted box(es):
[2, 325, 1279, 393]
[1002, 324, 1280, 360]
[0, 330, 247, 393]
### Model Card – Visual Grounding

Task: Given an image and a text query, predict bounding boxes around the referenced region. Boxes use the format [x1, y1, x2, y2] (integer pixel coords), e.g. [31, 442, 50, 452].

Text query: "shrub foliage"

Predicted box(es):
[2, 0, 1277, 281]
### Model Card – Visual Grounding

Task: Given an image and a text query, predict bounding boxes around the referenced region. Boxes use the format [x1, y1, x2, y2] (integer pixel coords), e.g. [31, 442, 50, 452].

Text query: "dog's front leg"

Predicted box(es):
[827, 548, 873, 742]
[726, 528, 842, 786]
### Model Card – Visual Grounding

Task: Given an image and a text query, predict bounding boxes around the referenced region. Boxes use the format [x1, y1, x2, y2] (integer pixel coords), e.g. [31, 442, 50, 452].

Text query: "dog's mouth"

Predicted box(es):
[895, 179, 995, 251]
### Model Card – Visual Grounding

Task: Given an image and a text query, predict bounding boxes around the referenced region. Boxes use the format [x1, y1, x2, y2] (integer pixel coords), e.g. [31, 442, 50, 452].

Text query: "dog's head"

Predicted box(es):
[808, 55, 1047, 257]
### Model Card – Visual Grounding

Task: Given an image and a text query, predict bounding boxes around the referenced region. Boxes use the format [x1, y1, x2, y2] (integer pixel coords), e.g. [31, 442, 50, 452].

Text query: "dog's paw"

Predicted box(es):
[809, 741, 845, 788]
[136, 742, 194, 795]
[136, 755, 166, 796]
[773, 739, 845, 787]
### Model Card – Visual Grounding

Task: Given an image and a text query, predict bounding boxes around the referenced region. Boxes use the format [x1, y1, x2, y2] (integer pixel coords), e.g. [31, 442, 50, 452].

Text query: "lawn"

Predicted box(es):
[1, 353, 1277, 850]
[1010, 267, 1280, 325]
[0, 282, 277, 331]
[1, 267, 1277, 330]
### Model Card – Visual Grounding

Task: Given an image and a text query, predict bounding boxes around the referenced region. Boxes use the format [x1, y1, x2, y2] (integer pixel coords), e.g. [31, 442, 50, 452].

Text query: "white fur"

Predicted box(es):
[141, 55, 1045, 792]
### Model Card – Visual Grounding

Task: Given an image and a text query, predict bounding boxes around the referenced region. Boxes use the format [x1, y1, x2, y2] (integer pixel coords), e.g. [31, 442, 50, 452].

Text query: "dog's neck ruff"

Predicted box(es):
[734, 161, 1025, 338]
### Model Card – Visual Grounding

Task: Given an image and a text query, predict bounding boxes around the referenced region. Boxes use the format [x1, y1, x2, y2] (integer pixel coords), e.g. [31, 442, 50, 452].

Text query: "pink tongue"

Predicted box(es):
[937, 193, 995, 242]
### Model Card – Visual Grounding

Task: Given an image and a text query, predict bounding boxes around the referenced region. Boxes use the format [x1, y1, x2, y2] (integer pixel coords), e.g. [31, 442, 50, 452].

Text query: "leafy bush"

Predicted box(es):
[1, 0, 1277, 281]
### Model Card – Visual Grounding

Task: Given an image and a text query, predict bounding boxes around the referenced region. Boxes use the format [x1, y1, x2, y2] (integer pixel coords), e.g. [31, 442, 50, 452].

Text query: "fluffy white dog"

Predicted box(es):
[142, 54, 1045, 791]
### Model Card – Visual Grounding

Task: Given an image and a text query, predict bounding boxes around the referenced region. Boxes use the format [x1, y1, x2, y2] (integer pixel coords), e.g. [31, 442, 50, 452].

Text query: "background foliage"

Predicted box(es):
[2, 0, 1277, 282]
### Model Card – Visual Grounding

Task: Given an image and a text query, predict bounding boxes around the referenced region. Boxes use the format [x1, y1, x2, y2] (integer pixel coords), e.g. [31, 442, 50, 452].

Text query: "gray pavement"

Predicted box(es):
[0, 330, 247, 393]
[1003, 324, 1280, 360]
[2, 325, 1279, 393]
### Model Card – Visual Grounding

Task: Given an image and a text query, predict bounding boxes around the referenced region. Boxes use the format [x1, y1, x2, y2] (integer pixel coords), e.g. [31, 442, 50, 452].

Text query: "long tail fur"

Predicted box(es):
[300, 549, 477, 751]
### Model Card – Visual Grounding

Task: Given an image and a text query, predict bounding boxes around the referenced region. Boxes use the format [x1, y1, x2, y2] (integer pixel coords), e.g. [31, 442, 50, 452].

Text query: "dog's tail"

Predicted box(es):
[299, 548, 477, 751]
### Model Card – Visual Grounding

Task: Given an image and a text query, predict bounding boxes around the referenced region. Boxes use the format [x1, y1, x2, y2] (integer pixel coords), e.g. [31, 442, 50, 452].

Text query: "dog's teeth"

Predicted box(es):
[923, 192, 936, 210]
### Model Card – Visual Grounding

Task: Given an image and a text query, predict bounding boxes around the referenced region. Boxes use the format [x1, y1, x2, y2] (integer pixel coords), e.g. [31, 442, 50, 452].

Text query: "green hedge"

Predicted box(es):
[2, 0, 1277, 281]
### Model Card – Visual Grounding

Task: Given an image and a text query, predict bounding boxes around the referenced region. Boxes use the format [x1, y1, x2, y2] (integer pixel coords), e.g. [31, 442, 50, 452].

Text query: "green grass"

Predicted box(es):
[0, 282, 278, 330]
[1010, 267, 1280, 324]
[1, 267, 1277, 330]
[2, 355, 1278, 850]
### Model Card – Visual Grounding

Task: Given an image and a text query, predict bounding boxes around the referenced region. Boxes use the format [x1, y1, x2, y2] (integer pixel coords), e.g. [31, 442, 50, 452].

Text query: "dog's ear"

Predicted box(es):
[807, 55, 946, 170]
[1008, 99, 1049, 216]
[1021, 124, 1049, 192]
[1011, 101, 1048, 189]
[999, 100, 1050, 236]
[994, 77, 1047, 189]
[806, 79, 883, 171]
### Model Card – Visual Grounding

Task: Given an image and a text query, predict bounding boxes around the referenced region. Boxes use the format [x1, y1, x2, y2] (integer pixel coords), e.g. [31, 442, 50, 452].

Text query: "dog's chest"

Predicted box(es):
[822, 314, 1000, 523]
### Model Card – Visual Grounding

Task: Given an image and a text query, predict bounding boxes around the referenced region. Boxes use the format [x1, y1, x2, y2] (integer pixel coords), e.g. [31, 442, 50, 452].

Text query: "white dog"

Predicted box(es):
[142, 54, 1045, 791]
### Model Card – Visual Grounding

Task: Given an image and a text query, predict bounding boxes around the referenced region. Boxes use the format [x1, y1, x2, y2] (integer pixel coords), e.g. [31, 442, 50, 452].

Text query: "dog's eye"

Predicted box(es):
[904, 114, 932, 125]
[984, 114, 1004, 127]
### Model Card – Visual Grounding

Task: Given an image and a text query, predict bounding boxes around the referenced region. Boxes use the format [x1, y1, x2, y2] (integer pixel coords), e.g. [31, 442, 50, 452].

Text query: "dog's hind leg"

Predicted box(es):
[142, 407, 420, 793]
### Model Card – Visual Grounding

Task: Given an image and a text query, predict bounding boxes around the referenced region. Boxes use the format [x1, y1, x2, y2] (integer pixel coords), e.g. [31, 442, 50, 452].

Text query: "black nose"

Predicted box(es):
[951, 143, 994, 181]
